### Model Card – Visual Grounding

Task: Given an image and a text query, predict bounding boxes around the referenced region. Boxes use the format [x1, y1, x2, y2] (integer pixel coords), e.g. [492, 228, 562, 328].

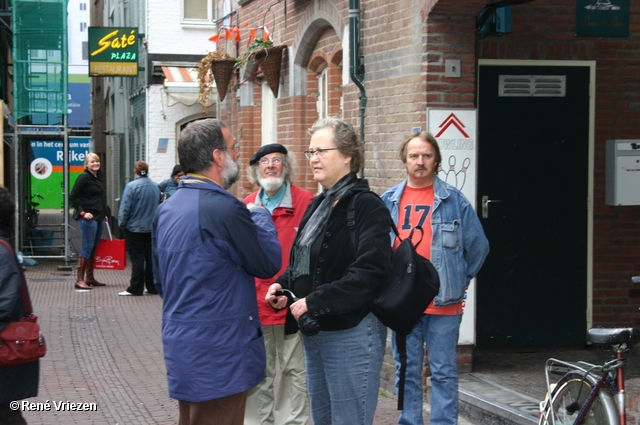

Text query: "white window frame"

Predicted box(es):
[261, 82, 277, 146]
[181, 0, 216, 26]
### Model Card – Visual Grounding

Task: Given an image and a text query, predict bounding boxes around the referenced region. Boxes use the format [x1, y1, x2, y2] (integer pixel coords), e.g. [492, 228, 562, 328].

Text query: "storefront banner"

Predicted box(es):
[29, 137, 91, 209]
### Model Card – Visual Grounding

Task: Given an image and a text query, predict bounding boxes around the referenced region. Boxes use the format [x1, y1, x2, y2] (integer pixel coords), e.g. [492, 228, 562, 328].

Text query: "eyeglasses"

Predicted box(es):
[304, 148, 339, 159]
[259, 157, 283, 165]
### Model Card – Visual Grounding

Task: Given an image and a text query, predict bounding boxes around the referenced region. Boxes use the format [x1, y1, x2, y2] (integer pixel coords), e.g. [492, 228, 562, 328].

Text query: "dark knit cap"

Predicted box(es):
[249, 144, 288, 166]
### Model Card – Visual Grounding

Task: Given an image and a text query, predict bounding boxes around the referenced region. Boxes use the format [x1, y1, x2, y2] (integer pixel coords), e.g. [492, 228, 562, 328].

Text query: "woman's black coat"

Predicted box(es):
[0, 232, 39, 403]
[276, 177, 393, 333]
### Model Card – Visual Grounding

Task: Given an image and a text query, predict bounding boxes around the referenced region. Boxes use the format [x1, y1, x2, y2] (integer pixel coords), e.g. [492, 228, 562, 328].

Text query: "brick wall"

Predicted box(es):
[473, 0, 640, 328]
[223, 0, 640, 363]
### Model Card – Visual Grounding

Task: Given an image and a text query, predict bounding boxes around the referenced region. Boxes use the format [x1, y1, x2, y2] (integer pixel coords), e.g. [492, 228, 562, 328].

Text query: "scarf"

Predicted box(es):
[290, 173, 358, 281]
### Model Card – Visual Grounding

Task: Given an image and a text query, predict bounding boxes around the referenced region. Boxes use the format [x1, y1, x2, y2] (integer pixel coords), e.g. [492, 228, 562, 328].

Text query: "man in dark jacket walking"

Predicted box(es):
[152, 119, 282, 425]
[118, 161, 160, 296]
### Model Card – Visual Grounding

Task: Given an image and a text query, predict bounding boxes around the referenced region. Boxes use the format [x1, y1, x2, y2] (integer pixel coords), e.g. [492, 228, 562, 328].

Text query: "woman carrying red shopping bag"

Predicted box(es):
[70, 153, 109, 290]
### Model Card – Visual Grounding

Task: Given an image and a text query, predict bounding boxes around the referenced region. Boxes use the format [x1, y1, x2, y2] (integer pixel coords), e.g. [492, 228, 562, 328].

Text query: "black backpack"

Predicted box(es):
[348, 192, 440, 410]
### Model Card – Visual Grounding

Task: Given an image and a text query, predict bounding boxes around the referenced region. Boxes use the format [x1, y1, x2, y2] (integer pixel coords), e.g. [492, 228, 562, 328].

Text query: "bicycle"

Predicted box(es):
[26, 193, 43, 227]
[538, 277, 640, 425]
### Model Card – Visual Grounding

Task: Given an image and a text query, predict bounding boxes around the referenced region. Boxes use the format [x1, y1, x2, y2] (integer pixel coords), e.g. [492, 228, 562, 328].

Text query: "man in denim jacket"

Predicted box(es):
[381, 132, 489, 425]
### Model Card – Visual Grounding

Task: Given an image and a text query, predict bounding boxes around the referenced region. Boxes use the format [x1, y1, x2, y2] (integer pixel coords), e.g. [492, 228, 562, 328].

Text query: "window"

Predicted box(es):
[182, 0, 215, 24]
[82, 42, 88, 60]
[261, 82, 277, 145]
[80, 3, 87, 10]
[317, 68, 328, 119]
[80, 22, 87, 32]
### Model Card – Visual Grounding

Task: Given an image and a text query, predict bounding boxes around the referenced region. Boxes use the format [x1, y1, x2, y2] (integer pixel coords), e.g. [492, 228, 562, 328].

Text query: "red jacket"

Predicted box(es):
[244, 183, 314, 326]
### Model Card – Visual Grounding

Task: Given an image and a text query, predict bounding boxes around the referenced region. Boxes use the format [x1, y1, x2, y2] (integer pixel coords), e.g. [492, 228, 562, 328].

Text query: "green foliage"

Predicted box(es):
[234, 38, 274, 70]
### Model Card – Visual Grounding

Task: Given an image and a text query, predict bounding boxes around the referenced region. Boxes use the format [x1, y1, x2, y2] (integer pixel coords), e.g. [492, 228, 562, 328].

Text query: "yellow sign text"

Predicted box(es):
[91, 30, 137, 57]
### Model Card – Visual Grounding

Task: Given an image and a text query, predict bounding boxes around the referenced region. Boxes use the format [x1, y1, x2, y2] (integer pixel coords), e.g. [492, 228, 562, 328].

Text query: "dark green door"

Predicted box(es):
[476, 63, 590, 347]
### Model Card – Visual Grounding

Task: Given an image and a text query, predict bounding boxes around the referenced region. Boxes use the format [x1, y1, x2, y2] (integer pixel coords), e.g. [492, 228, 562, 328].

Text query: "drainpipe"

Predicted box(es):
[349, 1, 366, 178]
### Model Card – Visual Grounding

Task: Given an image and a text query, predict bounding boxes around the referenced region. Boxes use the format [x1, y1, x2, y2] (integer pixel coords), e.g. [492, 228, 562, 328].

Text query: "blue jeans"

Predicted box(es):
[393, 313, 463, 425]
[302, 312, 386, 425]
[79, 218, 105, 259]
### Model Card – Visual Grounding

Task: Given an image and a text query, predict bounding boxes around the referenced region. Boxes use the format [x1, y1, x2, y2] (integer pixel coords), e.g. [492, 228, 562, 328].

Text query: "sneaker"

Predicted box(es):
[118, 291, 134, 296]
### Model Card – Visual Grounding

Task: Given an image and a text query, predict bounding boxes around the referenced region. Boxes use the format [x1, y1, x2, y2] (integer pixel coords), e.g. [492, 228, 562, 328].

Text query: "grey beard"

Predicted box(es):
[222, 156, 240, 189]
[258, 176, 285, 194]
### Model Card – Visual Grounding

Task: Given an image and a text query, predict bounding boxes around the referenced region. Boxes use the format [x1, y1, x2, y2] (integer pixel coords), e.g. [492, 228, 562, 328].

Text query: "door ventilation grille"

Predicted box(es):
[499, 75, 566, 97]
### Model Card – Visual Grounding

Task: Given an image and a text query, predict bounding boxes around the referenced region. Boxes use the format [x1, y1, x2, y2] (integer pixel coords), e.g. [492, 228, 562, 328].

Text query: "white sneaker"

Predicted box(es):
[118, 291, 133, 296]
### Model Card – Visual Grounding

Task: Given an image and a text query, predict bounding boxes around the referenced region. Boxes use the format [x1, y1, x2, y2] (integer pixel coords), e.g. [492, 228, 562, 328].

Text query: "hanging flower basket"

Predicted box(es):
[197, 51, 236, 106]
[210, 59, 236, 102]
[254, 44, 286, 98]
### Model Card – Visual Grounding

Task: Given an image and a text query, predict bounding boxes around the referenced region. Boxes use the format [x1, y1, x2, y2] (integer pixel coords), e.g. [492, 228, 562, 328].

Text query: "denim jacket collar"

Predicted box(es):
[389, 176, 450, 209]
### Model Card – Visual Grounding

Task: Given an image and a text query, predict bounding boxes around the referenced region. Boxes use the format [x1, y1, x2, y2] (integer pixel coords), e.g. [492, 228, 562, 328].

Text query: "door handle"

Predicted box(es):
[482, 196, 501, 218]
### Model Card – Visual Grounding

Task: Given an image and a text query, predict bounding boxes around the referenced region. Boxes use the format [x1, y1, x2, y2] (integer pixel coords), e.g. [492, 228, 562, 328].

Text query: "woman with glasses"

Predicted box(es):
[266, 117, 393, 425]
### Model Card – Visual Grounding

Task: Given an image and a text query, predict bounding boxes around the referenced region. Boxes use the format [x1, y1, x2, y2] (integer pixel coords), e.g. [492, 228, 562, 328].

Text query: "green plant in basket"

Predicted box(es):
[234, 38, 273, 71]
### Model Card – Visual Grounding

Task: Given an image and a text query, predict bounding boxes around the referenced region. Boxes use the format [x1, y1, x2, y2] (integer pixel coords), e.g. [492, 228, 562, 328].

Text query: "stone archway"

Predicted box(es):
[290, 1, 344, 97]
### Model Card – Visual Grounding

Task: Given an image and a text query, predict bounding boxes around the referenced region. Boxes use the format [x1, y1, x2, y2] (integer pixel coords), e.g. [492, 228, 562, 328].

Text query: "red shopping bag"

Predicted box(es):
[93, 222, 126, 270]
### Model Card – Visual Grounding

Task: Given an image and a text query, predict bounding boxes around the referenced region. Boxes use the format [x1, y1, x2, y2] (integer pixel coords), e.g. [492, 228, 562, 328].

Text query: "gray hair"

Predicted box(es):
[308, 117, 362, 173]
[246, 149, 296, 185]
[178, 119, 227, 174]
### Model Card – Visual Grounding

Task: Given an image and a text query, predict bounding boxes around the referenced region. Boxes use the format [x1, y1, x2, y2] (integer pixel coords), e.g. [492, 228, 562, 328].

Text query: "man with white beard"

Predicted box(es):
[152, 119, 282, 425]
[243, 144, 313, 425]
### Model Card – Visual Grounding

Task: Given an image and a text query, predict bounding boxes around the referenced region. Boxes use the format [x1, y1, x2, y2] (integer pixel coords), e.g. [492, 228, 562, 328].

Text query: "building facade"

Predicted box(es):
[95, 0, 640, 353]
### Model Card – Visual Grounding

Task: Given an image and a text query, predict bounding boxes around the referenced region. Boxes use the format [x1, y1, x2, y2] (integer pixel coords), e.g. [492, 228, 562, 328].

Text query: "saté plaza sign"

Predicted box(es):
[88, 27, 139, 77]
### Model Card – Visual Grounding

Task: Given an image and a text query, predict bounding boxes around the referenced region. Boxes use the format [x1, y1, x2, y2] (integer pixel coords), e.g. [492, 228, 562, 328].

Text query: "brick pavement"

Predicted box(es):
[21, 260, 175, 425]
[20, 257, 640, 424]
[20, 259, 456, 425]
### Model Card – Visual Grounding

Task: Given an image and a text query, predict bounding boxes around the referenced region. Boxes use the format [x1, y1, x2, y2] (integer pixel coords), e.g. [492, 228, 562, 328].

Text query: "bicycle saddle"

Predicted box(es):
[588, 327, 640, 347]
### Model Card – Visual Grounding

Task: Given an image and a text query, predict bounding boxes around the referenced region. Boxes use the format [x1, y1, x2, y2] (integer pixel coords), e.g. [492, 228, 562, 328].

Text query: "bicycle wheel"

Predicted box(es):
[539, 372, 618, 425]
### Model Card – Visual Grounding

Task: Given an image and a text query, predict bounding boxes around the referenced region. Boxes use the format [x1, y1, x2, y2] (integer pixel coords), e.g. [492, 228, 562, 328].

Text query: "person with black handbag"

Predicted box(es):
[0, 186, 40, 425]
[265, 117, 393, 425]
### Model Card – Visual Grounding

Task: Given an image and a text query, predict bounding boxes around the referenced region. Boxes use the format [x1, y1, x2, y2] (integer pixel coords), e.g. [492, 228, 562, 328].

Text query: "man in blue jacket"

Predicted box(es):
[381, 132, 489, 425]
[152, 119, 282, 425]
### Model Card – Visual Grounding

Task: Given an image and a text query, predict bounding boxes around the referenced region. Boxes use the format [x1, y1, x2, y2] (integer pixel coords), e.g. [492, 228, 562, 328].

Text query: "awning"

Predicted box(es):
[162, 66, 216, 107]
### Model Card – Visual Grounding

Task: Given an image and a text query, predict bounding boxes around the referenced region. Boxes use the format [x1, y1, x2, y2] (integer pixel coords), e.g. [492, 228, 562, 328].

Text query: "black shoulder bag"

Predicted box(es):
[348, 192, 440, 410]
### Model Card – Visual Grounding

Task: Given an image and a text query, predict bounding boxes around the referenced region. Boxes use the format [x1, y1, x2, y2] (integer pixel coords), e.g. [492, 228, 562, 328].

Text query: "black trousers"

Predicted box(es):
[124, 230, 155, 295]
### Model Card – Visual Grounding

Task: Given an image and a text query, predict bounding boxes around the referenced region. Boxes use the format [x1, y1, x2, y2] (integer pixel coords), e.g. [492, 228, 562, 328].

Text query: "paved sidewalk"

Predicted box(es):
[19, 259, 472, 425]
[21, 260, 175, 425]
